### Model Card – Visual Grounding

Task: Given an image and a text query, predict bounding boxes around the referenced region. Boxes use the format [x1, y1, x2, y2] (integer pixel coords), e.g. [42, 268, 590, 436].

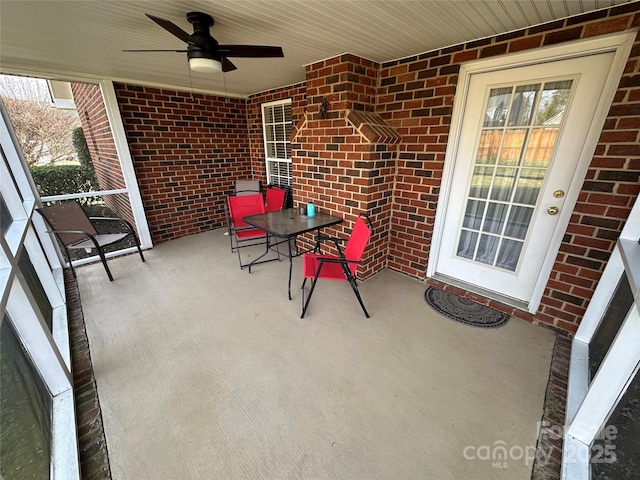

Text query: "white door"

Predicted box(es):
[434, 52, 615, 303]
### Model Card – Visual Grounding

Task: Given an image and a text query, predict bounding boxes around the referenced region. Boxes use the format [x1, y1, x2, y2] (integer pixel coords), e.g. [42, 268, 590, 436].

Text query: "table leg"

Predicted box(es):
[287, 236, 294, 300]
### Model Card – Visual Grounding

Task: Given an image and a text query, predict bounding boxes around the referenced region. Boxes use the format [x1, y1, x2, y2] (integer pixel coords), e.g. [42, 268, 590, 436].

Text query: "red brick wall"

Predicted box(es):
[377, 3, 640, 332]
[71, 82, 134, 225]
[114, 84, 250, 243]
[242, 6, 639, 334]
[70, 5, 638, 334]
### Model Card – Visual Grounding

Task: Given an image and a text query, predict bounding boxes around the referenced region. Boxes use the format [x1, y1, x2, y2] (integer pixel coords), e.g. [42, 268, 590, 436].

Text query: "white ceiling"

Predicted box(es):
[0, 1, 636, 97]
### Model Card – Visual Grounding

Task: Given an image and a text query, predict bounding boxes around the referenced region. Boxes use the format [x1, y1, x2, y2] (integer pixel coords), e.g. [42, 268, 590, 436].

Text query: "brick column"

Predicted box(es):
[292, 54, 401, 277]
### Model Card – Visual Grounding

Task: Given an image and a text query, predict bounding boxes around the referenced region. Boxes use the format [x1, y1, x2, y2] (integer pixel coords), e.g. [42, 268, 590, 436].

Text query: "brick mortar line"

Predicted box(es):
[65, 269, 112, 480]
[531, 335, 571, 480]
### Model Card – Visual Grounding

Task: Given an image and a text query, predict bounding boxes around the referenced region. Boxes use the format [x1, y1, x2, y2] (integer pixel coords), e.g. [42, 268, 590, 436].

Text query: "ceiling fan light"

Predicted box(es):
[189, 57, 222, 73]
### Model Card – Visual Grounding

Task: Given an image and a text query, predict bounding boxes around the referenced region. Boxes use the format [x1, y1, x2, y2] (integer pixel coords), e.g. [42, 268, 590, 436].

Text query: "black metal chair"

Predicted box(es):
[37, 201, 145, 281]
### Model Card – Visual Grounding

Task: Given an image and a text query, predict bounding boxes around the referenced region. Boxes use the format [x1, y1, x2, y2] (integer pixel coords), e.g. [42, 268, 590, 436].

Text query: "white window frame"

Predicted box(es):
[562, 195, 640, 480]
[1, 96, 80, 478]
[261, 99, 292, 187]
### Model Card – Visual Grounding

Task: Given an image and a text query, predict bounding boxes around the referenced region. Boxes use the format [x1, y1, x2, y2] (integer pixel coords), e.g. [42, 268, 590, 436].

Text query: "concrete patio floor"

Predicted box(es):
[76, 229, 556, 479]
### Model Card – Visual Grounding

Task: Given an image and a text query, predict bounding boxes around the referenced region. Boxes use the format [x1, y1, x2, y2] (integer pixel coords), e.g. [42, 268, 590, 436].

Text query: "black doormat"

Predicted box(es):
[424, 286, 510, 328]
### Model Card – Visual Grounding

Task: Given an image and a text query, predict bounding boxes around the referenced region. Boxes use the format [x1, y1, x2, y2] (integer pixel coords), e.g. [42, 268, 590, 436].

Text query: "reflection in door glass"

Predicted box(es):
[477, 131, 501, 164]
[535, 81, 572, 125]
[483, 87, 512, 127]
[457, 79, 573, 271]
[508, 84, 539, 126]
[469, 166, 494, 198]
[514, 168, 545, 205]
[524, 129, 558, 167]
[491, 168, 516, 201]
[498, 129, 526, 166]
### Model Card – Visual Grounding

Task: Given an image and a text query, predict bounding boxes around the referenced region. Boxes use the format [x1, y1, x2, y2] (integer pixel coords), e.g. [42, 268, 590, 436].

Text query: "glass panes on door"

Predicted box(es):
[456, 80, 573, 271]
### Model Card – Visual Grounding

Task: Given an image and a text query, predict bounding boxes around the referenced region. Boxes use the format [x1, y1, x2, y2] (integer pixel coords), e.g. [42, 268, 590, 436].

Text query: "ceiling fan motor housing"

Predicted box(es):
[186, 11, 218, 58]
[187, 45, 219, 62]
[187, 11, 214, 33]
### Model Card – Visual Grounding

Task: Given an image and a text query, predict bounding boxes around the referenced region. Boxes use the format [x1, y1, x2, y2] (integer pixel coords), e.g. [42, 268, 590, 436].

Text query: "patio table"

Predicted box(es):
[243, 208, 343, 300]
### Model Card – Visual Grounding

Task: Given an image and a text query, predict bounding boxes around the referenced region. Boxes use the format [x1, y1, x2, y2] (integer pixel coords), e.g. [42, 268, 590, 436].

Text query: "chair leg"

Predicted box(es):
[96, 247, 114, 281]
[132, 234, 145, 262]
[300, 278, 308, 315]
[348, 276, 370, 318]
[62, 245, 77, 279]
[235, 241, 245, 269]
[300, 276, 320, 318]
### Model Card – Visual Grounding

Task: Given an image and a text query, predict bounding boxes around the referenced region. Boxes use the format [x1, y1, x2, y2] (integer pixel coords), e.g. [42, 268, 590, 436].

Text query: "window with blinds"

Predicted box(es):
[261, 99, 292, 187]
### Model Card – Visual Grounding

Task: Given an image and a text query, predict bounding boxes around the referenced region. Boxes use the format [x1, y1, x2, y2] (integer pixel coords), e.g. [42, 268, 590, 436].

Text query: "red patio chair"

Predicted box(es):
[225, 179, 262, 252]
[265, 186, 287, 212]
[37, 201, 145, 281]
[300, 215, 373, 318]
[227, 193, 272, 269]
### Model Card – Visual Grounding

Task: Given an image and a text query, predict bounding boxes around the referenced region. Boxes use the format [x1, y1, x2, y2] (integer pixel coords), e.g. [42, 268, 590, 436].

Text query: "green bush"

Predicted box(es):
[30, 165, 100, 201]
[72, 126, 93, 168]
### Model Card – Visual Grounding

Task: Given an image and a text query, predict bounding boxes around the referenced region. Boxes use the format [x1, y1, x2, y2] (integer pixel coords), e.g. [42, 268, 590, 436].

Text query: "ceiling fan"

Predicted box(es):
[124, 12, 284, 73]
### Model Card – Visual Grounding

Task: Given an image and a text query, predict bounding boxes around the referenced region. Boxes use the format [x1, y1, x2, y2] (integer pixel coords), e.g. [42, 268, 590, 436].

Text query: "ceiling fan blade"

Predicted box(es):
[123, 49, 187, 53]
[145, 13, 208, 48]
[218, 45, 284, 58]
[221, 57, 237, 72]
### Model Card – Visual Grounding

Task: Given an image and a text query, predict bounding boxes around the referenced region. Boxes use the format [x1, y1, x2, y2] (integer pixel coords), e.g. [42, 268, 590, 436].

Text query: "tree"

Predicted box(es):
[0, 75, 80, 167]
[72, 126, 93, 168]
[72, 126, 99, 189]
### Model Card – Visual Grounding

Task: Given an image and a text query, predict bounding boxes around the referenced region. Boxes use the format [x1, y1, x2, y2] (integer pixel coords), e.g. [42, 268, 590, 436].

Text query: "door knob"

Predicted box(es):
[548, 206, 559, 215]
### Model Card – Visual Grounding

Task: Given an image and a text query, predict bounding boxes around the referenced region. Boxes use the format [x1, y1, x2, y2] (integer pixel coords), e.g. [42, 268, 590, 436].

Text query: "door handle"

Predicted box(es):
[548, 206, 559, 215]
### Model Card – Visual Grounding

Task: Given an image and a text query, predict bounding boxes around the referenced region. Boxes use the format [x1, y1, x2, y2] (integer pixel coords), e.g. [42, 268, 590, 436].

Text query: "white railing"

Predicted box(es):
[562, 197, 640, 479]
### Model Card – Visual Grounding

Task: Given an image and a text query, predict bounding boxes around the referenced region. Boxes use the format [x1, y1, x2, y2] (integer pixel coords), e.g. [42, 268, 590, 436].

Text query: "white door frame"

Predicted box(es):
[427, 31, 636, 313]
